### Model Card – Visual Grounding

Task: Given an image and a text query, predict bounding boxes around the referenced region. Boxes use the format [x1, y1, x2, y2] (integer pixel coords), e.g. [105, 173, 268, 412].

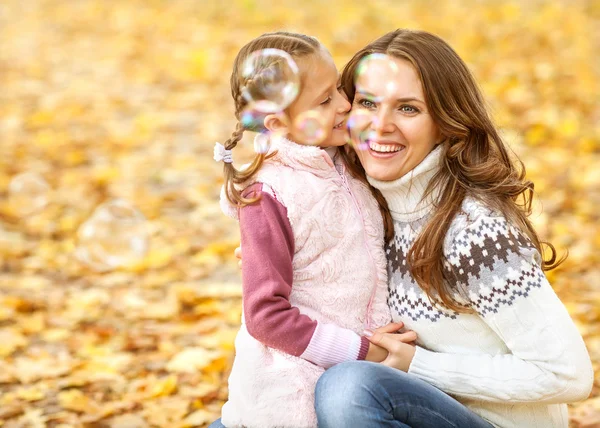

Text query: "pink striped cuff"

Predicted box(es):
[299, 323, 365, 368]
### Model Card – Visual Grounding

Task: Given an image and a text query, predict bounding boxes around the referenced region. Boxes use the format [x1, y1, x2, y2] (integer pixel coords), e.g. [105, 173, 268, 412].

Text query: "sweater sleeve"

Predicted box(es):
[407, 212, 594, 404]
[239, 183, 370, 368]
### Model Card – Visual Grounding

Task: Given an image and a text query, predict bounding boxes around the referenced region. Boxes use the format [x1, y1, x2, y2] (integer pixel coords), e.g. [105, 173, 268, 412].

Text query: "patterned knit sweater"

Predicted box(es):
[367, 145, 593, 428]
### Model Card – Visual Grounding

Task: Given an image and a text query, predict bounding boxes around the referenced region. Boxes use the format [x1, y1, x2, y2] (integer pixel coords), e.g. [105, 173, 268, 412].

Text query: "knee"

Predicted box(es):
[315, 361, 377, 408]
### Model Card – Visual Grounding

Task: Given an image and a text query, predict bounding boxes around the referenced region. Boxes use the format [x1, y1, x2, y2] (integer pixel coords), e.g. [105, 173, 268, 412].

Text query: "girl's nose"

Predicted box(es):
[335, 91, 351, 114]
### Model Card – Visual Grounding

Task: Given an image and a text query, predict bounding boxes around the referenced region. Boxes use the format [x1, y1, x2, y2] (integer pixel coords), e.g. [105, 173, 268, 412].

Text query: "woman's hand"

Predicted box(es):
[234, 246, 242, 269]
[364, 327, 417, 372]
[364, 322, 417, 363]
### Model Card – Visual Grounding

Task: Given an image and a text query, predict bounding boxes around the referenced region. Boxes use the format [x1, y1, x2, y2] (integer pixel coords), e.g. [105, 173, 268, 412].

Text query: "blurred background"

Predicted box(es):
[0, 0, 598, 426]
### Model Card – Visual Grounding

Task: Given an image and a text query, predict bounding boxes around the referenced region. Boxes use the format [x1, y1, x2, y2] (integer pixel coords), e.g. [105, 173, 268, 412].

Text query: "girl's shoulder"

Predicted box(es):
[219, 182, 279, 220]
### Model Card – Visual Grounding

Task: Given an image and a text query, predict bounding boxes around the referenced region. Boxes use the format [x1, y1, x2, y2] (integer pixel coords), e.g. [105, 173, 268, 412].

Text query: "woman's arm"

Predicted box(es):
[239, 183, 409, 368]
[370, 213, 593, 404]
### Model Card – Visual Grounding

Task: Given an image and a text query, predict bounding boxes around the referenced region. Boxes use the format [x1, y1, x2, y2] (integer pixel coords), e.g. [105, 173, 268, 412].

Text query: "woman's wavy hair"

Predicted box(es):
[223, 31, 395, 242]
[340, 29, 564, 313]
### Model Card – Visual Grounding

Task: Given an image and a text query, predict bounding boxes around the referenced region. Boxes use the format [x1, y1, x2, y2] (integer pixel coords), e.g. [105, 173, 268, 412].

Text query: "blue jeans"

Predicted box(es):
[315, 361, 494, 428]
[208, 419, 225, 428]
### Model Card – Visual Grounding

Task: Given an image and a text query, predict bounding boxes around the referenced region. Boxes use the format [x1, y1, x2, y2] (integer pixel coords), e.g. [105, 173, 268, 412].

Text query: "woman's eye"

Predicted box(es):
[357, 98, 376, 109]
[320, 96, 332, 105]
[400, 105, 418, 114]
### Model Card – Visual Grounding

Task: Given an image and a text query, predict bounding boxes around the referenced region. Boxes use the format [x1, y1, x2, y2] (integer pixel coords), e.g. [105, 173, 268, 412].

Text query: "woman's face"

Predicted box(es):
[351, 57, 441, 181]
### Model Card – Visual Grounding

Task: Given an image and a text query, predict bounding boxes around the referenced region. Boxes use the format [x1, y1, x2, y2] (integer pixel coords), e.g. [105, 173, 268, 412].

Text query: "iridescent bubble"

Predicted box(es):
[75, 199, 149, 272]
[240, 104, 268, 132]
[8, 172, 51, 216]
[346, 110, 379, 151]
[253, 132, 271, 154]
[241, 49, 300, 113]
[293, 110, 328, 146]
[355, 53, 401, 95]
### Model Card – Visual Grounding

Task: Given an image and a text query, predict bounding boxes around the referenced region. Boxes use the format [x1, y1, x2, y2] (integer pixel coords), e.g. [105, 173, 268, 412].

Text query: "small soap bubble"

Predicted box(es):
[240, 104, 268, 132]
[293, 110, 328, 146]
[75, 199, 149, 272]
[253, 132, 271, 154]
[8, 172, 51, 216]
[241, 49, 300, 113]
[346, 110, 379, 151]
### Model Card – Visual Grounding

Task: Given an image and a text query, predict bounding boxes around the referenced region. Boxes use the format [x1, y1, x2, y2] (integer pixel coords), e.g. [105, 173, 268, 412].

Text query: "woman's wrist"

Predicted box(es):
[365, 341, 388, 362]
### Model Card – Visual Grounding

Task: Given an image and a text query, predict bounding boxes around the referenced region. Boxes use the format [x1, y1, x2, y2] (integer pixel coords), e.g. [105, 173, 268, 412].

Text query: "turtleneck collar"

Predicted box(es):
[367, 145, 444, 222]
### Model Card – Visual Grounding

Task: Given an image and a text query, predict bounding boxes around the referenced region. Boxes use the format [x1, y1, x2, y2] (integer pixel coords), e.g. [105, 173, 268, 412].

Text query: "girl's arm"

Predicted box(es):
[404, 213, 593, 404]
[239, 183, 375, 368]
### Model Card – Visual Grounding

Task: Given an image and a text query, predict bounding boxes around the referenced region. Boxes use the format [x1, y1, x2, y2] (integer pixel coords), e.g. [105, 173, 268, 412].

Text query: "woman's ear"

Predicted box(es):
[264, 113, 290, 134]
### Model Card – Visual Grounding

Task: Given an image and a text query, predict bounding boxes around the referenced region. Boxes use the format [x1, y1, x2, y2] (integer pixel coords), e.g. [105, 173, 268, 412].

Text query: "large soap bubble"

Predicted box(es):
[75, 199, 149, 271]
[241, 49, 300, 113]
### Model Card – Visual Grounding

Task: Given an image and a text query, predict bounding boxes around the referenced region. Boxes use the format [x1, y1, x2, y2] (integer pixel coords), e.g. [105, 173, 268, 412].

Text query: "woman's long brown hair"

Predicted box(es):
[340, 29, 564, 313]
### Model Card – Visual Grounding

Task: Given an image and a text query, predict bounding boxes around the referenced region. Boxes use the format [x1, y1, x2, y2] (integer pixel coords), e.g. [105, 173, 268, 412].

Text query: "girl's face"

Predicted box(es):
[351, 57, 441, 181]
[277, 49, 351, 147]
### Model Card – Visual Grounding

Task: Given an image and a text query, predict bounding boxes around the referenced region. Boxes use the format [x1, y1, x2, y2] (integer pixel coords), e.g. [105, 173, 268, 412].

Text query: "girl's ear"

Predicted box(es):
[264, 113, 290, 134]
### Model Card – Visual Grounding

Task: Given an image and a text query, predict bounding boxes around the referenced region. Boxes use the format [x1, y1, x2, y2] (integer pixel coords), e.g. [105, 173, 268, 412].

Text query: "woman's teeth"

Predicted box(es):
[369, 141, 404, 153]
[333, 122, 344, 129]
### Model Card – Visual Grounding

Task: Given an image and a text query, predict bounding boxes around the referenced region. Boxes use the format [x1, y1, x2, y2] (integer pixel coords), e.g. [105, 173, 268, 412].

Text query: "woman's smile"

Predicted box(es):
[367, 140, 405, 155]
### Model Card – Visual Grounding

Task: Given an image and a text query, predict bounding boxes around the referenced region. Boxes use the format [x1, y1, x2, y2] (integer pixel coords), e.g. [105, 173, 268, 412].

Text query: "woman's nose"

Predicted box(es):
[374, 107, 395, 134]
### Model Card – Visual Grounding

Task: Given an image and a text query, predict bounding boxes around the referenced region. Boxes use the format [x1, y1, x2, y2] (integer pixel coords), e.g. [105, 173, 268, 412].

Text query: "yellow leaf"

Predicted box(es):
[166, 347, 221, 373]
[147, 375, 178, 398]
[58, 389, 101, 414]
[16, 386, 46, 402]
[181, 409, 214, 427]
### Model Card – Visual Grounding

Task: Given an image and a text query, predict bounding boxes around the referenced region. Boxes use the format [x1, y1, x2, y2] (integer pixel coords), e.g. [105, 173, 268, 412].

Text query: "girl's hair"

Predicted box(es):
[223, 31, 320, 206]
[223, 31, 395, 242]
[340, 29, 564, 313]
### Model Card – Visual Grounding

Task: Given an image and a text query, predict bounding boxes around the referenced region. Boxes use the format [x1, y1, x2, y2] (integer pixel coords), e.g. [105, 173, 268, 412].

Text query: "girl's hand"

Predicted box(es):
[364, 328, 417, 372]
[364, 322, 417, 363]
[234, 246, 242, 269]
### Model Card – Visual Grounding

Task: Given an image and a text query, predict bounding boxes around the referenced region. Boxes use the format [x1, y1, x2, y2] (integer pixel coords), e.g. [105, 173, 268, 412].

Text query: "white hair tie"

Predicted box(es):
[214, 142, 233, 164]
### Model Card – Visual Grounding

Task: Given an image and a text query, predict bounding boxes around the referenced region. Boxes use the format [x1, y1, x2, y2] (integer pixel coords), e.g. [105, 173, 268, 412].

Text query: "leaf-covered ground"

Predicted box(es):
[0, 0, 598, 426]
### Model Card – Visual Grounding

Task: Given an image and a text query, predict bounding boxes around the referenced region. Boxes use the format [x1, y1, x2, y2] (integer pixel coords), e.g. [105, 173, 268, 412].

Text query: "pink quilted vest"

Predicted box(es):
[221, 136, 390, 428]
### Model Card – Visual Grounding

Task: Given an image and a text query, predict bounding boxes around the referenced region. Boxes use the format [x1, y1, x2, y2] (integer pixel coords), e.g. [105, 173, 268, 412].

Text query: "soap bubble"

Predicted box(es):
[75, 199, 149, 271]
[8, 172, 51, 216]
[253, 132, 271, 154]
[346, 109, 379, 151]
[355, 53, 401, 95]
[241, 49, 300, 113]
[293, 110, 328, 146]
[240, 104, 268, 132]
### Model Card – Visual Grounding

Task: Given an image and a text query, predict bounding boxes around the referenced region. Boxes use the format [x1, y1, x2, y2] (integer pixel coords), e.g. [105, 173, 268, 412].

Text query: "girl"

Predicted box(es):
[314, 29, 593, 428]
[211, 32, 416, 428]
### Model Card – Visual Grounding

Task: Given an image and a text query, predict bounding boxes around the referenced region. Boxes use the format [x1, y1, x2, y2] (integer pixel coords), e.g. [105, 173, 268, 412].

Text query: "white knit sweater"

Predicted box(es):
[367, 145, 593, 428]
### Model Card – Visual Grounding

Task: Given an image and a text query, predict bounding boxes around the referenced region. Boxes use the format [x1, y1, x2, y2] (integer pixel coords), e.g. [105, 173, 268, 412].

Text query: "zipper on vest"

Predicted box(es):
[336, 164, 380, 330]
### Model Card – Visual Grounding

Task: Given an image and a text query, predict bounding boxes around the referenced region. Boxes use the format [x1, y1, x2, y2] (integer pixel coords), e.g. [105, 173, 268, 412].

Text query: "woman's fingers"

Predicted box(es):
[395, 331, 418, 343]
[373, 322, 404, 334]
[365, 330, 417, 351]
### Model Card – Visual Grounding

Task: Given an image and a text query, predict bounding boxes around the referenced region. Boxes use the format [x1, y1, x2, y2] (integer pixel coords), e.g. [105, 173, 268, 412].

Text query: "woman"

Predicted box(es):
[313, 29, 593, 428]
